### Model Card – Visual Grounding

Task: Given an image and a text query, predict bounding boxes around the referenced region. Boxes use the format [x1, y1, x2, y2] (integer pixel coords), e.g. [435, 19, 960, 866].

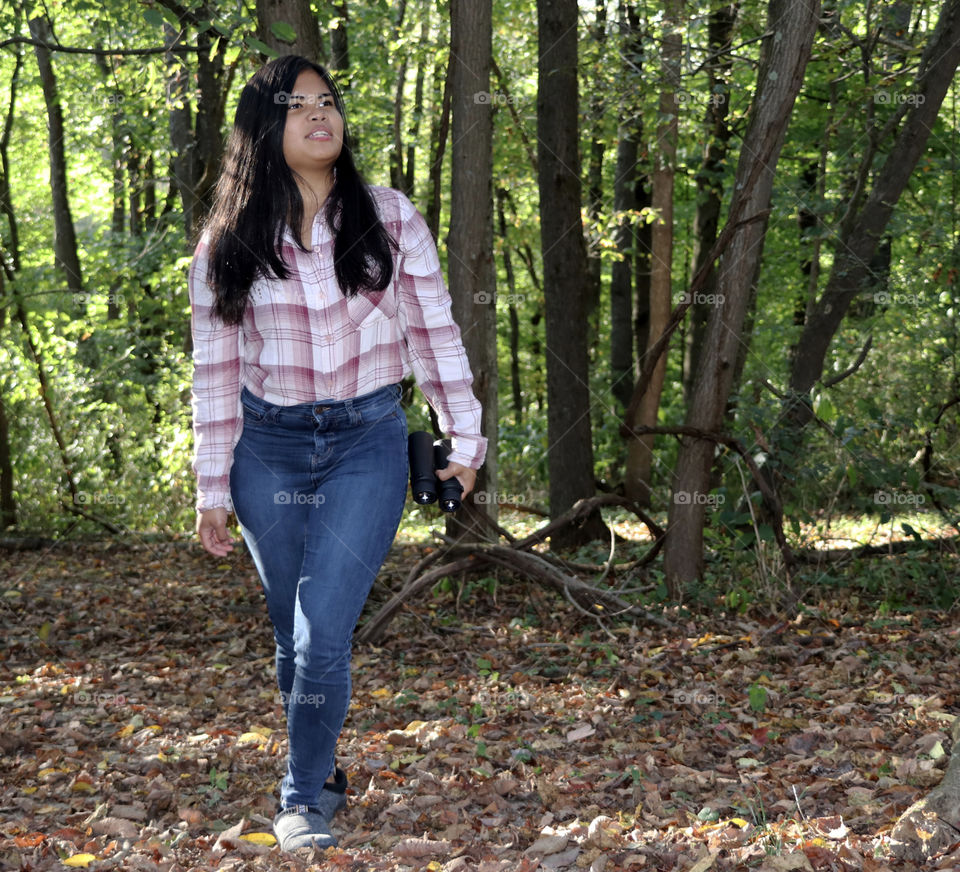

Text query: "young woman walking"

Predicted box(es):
[189, 54, 486, 851]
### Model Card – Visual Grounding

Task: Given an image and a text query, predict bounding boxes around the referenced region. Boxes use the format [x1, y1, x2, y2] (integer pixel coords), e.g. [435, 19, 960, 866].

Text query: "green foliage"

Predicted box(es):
[0, 0, 957, 618]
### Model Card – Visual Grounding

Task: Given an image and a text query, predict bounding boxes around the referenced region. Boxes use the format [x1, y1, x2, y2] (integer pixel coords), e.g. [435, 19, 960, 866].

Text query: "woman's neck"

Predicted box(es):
[295, 173, 333, 247]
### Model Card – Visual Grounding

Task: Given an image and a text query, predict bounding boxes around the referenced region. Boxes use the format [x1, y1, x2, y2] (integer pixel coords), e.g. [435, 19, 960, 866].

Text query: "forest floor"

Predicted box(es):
[1, 521, 959, 872]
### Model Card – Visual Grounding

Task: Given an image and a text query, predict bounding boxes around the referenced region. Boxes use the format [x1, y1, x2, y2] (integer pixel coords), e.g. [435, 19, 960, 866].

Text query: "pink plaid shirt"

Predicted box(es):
[189, 187, 487, 512]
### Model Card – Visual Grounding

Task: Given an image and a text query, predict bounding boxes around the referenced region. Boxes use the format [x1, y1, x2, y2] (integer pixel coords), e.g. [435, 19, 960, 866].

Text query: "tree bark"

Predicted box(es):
[448, 0, 498, 536]
[609, 2, 643, 411]
[256, 0, 324, 62]
[497, 188, 523, 425]
[537, 0, 606, 546]
[624, 0, 682, 504]
[585, 0, 606, 325]
[682, 2, 738, 404]
[662, 0, 821, 592]
[425, 50, 451, 241]
[28, 15, 83, 298]
[330, 1, 349, 70]
[0, 34, 23, 529]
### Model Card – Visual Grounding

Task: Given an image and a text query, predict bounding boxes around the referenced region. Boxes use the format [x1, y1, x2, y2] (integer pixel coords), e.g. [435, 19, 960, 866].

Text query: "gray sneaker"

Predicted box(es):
[273, 804, 337, 851]
[273, 768, 349, 851]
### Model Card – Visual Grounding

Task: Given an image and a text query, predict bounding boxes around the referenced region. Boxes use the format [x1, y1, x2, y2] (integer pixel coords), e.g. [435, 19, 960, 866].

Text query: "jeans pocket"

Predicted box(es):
[240, 388, 269, 423]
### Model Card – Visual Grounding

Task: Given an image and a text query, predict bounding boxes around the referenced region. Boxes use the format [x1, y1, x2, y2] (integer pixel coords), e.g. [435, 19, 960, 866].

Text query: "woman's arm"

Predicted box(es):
[189, 239, 245, 514]
[392, 193, 488, 473]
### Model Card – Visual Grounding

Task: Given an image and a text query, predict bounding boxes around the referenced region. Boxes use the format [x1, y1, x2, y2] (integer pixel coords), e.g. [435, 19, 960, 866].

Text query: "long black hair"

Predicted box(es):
[202, 55, 395, 325]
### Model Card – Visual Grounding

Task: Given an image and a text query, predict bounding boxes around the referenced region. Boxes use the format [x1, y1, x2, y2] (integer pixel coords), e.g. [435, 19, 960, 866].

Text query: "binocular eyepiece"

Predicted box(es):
[408, 431, 463, 512]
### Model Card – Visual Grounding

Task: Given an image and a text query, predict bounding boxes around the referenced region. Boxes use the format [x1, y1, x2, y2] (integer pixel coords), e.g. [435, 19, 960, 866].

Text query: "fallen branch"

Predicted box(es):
[356, 539, 674, 646]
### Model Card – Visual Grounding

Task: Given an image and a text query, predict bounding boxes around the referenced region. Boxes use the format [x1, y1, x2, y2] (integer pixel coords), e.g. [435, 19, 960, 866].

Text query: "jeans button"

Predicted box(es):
[314, 405, 327, 414]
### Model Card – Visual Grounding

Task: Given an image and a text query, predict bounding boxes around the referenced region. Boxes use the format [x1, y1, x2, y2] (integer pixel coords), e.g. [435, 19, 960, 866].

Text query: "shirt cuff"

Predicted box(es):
[197, 488, 234, 514]
[448, 435, 487, 470]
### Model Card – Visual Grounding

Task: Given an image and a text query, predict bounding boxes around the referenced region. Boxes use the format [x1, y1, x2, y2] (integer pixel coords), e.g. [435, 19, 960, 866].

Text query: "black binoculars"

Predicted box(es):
[408, 431, 463, 512]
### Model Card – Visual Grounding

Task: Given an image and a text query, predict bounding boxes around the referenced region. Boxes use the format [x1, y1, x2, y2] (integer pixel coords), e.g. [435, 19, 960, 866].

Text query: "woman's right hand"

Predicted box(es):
[197, 507, 235, 557]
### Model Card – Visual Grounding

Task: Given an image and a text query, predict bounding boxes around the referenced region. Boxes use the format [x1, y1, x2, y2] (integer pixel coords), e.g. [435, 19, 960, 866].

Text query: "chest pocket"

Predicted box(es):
[346, 288, 397, 329]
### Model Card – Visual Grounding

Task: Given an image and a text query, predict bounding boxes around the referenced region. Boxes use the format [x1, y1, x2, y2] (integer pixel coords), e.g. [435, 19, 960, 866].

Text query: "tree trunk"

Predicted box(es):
[537, 0, 606, 546]
[330, 1, 349, 70]
[682, 2, 738, 404]
[448, 0, 498, 536]
[624, 0, 682, 504]
[425, 50, 452, 240]
[256, 0, 324, 61]
[662, 0, 821, 593]
[785, 0, 960, 425]
[497, 188, 523, 425]
[0, 36, 23, 529]
[609, 2, 643, 411]
[584, 0, 606, 326]
[165, 25, 228, 238]
[28, 15, 83, 298]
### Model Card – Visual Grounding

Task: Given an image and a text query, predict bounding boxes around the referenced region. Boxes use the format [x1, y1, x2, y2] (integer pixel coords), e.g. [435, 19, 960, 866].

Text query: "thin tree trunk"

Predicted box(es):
[609, 1, 643, 411]
[0, 34, 23, 529]
[28, 15, 83, 298]
[330, 2, 349, 70]
[662, 0, 821, 592]
[585, 0, 607, 325]
[403, 0, 430, 197]
[497, 188, 523, 425]
[425, 51, 452, 241]
[537, 0, 606, 546]
[448, 0, 498, 536]
[682, 2, 738, 403]
[624, 0, 682, 504]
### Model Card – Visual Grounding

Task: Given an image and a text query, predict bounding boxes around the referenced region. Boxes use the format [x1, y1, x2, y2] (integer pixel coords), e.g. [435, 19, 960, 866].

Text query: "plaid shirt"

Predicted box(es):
[189, 187, 486, 512]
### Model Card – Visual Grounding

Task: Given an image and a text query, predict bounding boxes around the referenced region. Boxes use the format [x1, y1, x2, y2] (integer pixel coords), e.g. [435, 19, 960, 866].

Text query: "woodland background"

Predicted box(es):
[1, 0, 960, 599]
[5, 2, 960, 870]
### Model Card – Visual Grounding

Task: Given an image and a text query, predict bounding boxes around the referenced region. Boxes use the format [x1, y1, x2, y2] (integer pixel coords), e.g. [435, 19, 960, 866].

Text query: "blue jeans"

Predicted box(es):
[230, 383, 408, 808]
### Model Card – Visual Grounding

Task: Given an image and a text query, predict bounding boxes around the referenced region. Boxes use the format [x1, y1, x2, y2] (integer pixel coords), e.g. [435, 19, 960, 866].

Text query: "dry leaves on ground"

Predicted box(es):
[0, 538, 957, 870]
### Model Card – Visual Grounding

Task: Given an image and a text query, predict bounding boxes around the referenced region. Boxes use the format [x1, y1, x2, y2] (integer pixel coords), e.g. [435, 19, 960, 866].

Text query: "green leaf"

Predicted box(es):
[748, 683, 767, 713]
[270, 20, 298, 43]
[143, 8, 165, 27]
[901, 522, 922, 542]
[245, 35, 279, 58]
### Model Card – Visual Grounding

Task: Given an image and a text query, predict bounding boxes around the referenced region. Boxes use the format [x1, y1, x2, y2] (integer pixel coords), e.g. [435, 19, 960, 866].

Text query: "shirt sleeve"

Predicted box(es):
[393, 195, 487, 469]
[189, 238, 244, 512]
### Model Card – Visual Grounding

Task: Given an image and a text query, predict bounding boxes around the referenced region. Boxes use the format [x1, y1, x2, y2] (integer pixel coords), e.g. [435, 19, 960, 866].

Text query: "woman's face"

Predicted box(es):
[281, 68, 344, 184]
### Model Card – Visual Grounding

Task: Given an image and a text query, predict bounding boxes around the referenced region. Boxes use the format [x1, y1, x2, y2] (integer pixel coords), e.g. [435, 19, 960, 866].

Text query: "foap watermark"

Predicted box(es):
[473, 292, 525, 306]
[474, 490, 526, 506]
[673, 688, 720, 706]
[873, 290, 920, 307]
[274, 490, 326, 507]
[874, 90, 925, 106]
[74, 292, 125, 308]
[473, 91, 520, 106]
[272, 91, 334, 107]
[678, 291, 725, 307]
[674, 89, 726, 107]
[673, 490, 725, 508]
[279, 690, 326, 708]
[73, 690, 129, 707]
[874, 490, 925, 507]
[74, 491, 125, 506]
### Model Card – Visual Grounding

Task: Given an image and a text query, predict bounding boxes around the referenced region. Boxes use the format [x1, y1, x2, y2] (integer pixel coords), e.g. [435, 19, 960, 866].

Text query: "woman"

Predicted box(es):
[189, 55, 486, 851]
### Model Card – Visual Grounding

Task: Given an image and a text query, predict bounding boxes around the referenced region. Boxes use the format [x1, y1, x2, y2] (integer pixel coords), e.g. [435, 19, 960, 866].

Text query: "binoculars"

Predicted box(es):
[408, 431, 463, 512]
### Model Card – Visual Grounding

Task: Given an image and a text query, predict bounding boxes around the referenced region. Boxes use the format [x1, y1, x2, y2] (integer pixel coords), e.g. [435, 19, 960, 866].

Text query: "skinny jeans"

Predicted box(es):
[230, 383, 408, 808]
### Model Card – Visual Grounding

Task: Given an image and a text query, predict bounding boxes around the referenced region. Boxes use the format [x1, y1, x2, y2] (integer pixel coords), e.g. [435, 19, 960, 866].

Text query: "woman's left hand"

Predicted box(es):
[436, 462, 477, 500]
